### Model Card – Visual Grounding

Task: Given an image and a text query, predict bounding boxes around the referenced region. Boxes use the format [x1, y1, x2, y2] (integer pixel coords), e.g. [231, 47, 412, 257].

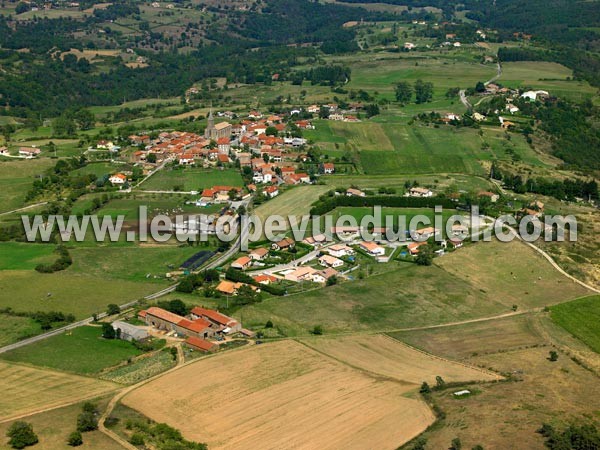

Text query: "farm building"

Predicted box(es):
[111, 321, 149, 342]
[140, 307, 215, 339]
[191, 307, 242, 334]
[185, 336, 218, 353]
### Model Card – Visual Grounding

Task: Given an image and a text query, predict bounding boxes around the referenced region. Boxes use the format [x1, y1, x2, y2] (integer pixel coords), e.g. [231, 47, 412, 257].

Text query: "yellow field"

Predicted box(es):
[123, 339, 498, 449]
[301, 334, 501, 383]
[0, 361, 117, 421]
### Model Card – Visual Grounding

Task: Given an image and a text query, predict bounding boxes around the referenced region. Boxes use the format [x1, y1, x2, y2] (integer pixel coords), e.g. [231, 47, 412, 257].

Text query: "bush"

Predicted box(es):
[129, 433, 145, 446]
[107, 304, 121, 316]
[67, 431, 83, 447]
[6, 421, 38, 449]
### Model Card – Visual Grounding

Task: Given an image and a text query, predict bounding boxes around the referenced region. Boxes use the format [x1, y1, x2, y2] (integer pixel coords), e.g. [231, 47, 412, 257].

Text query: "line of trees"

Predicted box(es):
[395, 79, 434, 105]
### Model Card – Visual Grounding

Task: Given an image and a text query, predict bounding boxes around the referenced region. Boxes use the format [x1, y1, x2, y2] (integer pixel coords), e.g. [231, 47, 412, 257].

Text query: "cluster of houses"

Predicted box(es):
[136, 305, 250, 353]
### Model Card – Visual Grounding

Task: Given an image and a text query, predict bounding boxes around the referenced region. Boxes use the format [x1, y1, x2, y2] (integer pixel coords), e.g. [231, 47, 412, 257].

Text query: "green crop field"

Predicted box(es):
[0, 159, 54, 212]
[550, 295, 600, 353]
[69, 244, 210, 283]
[0, 242, 58, 270]
[139, 167, 244, 191]
[1, 325, 143, 375]
[500, 61, 598, 102]
[345, 55, 497, 100]
[0, 269, 159, 318]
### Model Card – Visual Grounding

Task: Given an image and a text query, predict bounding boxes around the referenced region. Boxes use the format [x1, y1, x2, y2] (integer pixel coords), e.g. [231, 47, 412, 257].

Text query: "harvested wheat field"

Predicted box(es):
[0, 361, 117, 421]
[301, 334, 501, 383]
[124, 340, 446, 450]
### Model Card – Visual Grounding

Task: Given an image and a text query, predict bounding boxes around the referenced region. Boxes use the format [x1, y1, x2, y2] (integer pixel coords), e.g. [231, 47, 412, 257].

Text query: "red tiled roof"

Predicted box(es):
[191, 307, 234, 326]
[145, 307, 185, 324]
[185, 336, 216, 351]
[177, 317, 212, 333]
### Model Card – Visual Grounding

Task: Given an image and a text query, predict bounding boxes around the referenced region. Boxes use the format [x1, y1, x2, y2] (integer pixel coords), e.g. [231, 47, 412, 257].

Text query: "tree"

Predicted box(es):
[129, 433, 145, 446]
[76, 412, 98, 432]
[319, 106, 330, 119]
[15, 2, 28, 14]
[53, 116, 77, 137]
[326, 275, 338, 286]
[472, 445, 484, 450]
[411, 437, 427, 450]
[6, 422, 38, 449]
[67, 431, 83, 447]
[549, 350, 559, 362]
[395, 81, 413, 104]
[312, 325, 323, 335]
[414, 79, 434, 104]
[265, 126, 278, 136]
[415, 245, 433, 266]
[265, 320, 274, 328]
[420, 381, 431, 394]
[101, 323, 116, 339]
[147, 153, 157, 163]
[74, 110, 95, 130]
[435, 375, 446, 389]
[450, 437, 462, 450]
[365, 104, 380, 118]
[1, 124, 15, 144]
[475, 81, 486, 93]
[106, 304, 120, 316]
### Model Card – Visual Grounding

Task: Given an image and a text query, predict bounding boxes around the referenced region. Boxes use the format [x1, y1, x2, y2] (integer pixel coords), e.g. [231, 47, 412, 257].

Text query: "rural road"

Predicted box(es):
[0, 202, 48, 217]
[459, 61, 502, 110]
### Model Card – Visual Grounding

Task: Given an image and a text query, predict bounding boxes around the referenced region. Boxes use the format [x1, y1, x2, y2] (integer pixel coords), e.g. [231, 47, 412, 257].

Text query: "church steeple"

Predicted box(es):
[205, 107, 214, 139]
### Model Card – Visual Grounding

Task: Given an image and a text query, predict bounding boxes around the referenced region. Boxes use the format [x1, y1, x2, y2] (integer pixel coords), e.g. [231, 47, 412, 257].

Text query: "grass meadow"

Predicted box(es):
[551, 295, 600, 353]
[1, 325, 143, 375]
[0, 159, 54, 212]
[139, 167, 244, 191]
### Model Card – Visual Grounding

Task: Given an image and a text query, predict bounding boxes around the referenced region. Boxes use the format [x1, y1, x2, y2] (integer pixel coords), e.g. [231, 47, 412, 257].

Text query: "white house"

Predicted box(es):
[359, 241, 385, 256]
[318, 254, 344, 268]
[109, 173, 127, 185]
[327, 244, 354, 258]
[264, 185, 279, 198]
[408, 187, 433, 197]
[521, 90, 549, 101]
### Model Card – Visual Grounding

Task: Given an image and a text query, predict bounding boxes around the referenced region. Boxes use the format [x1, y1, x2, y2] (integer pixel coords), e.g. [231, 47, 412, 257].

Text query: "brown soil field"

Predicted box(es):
[435, 239, 591, 309]
[390, 314, 546, 360]
[122, 339, 496, 450]
[300, 334, 501, 383]
[422, 347, 600, 449]
[0, 361, 117, 421]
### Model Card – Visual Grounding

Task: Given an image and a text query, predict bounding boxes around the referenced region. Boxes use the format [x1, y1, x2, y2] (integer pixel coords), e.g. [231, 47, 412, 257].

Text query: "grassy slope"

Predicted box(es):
[0, 159, 54, 212]
[550, 295, 600, 353]
[0, 269, 158, 318]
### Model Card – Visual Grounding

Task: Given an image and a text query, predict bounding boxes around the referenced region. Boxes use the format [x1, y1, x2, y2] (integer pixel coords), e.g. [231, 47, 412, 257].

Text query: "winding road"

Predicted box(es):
[459, 61, 502, 110]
